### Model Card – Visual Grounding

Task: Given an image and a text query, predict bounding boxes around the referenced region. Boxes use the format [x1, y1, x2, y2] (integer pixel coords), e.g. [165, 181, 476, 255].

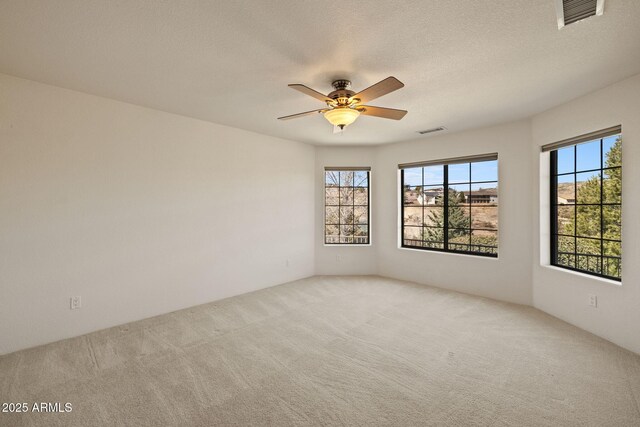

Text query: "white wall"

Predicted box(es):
[374, 121, 534, 305]
[531, 73, 640, 354]
[314, 147, 377, 275]
[0, 74, 315, 355]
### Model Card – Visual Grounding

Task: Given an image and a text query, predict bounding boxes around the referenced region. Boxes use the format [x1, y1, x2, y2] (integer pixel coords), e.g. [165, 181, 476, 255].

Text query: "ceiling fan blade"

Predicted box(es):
[288, 84, 332, 103]
[277, 109, 326, 120]
[350, 76, 404, 104]
[358, 105, 407, 120]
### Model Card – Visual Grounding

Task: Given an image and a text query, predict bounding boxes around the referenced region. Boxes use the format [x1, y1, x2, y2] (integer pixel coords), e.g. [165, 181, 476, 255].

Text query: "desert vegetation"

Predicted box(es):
[325, 170, 369, 244]
[403, 187, 498, 254]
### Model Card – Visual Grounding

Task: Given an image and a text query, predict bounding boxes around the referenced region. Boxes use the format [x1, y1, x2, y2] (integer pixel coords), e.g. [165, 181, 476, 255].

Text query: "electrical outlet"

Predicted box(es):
[70, 296, 81, 310]
[285, 259, 290, 267]
[336, 255, 341, 262]
[588, 294, 597, 308]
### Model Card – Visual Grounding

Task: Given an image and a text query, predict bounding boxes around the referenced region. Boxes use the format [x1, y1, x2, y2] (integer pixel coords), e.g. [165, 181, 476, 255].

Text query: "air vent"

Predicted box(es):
[417, 127, 446, 135]
[555, 0, 605, 29]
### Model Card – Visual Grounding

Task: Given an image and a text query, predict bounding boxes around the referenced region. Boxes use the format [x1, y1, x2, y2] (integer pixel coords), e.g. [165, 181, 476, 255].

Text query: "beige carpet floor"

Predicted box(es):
[1, 275, 639, 426]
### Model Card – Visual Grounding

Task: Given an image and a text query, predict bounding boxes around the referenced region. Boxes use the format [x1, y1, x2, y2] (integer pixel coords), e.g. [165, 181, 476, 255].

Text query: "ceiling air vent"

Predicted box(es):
[555, 0, 605, 29]
[417, 127, 446, 135]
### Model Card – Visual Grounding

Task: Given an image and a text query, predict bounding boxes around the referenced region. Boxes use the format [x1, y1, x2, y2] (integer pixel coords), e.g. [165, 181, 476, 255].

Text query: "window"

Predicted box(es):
[399, 154, 498, 257]
[324, 168, 370, 244]
[548, 127, 622, 281]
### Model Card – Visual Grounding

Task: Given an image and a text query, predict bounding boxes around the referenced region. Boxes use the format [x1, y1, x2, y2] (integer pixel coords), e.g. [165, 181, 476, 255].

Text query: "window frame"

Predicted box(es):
[324, 168, 371, 245]
[549, 134, 622, 281]
[399, 155, 498, 258]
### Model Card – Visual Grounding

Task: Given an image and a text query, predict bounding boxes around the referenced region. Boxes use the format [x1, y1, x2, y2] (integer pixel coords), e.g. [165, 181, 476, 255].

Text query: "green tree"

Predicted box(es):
[558, 137, 621, 276]
[420, 188, 498, 254]
[603, 139, 622, 256]
[423, 189, 469, 243]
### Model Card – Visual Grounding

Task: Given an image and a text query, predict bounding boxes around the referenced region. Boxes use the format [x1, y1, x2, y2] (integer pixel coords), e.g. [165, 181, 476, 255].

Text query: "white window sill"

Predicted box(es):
[323, 243, 373, 247]
[398, 246, 499, 260]
[541, 264, 622, 286]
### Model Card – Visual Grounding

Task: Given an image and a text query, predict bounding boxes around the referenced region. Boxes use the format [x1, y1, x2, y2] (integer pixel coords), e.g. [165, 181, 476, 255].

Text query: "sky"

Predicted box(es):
[325, 171, 368, 187]
[556, 135, 620, 185]
[403, 160, 498, 189]
[557, 135, 619, 175]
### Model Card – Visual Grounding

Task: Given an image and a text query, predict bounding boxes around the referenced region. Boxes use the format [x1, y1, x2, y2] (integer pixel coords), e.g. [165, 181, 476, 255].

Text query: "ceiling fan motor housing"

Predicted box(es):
[328, 79, 356, 102]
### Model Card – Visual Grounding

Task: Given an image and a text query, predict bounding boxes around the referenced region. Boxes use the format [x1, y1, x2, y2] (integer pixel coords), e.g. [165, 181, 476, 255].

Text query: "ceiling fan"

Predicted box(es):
[277, 76, 407, 131]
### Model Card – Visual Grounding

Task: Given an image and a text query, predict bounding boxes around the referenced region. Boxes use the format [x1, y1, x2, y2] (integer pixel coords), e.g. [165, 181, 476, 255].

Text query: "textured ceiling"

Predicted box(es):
[1, 0, 639, 145]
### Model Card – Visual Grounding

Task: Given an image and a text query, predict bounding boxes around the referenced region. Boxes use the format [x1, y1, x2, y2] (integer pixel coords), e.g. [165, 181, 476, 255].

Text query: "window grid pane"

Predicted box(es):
[551, 135, 622, 281]
[401, 159, 498, 257]
[325, 170, 370, 245]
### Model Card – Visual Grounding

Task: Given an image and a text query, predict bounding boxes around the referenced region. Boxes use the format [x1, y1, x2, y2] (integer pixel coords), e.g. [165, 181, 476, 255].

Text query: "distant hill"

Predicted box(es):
[557, 181, 585, 200]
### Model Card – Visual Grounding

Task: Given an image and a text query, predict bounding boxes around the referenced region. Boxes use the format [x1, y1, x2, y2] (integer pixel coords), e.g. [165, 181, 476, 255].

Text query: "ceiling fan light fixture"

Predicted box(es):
[323, 108, 360, 129]
[278, 77, 406, 130]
